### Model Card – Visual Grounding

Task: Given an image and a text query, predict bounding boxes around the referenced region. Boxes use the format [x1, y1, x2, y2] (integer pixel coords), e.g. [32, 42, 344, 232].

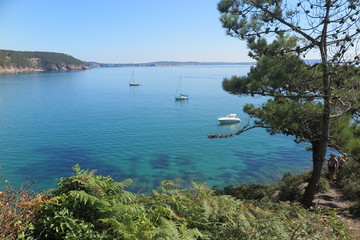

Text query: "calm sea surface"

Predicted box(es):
[0, 66, 312, 192]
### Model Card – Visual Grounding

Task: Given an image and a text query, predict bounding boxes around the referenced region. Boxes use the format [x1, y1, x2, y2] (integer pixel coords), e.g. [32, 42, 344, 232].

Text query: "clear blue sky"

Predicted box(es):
[0, 0, 252, 63]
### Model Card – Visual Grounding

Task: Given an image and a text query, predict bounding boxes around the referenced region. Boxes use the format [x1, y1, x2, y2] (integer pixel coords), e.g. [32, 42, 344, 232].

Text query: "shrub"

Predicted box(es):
[337, 153, 360, 217]
[338, 157, 360, 201]
[219, 170, 329, 203]
[276, 172, 304, 201]
[220, 183, 274, 200]
[34, 164, 141, 239]
[349, 202, 360, 217]
[317, 174, 331, 193]
[0, 177, 48, 240]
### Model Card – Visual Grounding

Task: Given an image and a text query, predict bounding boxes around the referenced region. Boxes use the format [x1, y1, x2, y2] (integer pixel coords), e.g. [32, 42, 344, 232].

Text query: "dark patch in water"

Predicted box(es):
[103, 167, 133, 181]
[236, 170, 273, 184]
[181, 171, 210, 183]
[218, 172, 232, 180]
[234, 151, 265, 168]
[175, 155, 191, 166]
[231, 151, 276, 184]
[163, 174, 176, 181]
[17, 147, 134, 190]
[126, 156, 141, 175]
[150, 153, 170, 169]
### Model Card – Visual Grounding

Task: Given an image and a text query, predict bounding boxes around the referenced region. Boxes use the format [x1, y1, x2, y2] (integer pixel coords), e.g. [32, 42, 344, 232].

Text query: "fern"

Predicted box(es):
[67, 190, 111, 207]
[33, 165, 352, 239]
[153, 218, 202, 240]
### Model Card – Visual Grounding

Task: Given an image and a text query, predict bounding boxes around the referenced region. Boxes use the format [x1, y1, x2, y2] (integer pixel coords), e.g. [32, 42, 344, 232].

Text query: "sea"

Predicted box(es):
[0, 65, 312, 192]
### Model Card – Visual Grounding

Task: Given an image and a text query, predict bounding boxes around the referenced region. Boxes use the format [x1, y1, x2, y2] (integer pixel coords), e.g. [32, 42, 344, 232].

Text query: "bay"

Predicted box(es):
[0, 66, 311, 192]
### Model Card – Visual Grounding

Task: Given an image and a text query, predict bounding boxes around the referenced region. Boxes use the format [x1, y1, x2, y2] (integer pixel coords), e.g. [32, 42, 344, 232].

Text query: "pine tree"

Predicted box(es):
[215, 0, 360, 207]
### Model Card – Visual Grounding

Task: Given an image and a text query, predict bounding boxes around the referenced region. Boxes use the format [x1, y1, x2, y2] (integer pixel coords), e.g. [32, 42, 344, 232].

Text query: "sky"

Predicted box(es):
[0, 0, 253, 63]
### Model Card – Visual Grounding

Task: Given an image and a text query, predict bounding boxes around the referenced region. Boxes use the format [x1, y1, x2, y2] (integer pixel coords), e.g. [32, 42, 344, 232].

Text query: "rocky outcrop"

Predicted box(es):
[0, 64, 90, 73]
[41, 63, 90, 72]
[0, 50, 90, 73]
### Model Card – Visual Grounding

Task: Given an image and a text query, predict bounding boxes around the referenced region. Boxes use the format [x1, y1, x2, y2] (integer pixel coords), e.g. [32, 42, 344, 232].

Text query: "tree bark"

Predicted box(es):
[301, 141, 326, 207]
[301, 63, 331, 208]
[301, 2, 332, 208]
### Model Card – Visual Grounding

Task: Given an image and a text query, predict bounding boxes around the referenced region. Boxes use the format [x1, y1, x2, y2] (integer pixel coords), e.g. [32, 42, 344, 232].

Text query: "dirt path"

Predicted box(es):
[314, 184, 360, 239]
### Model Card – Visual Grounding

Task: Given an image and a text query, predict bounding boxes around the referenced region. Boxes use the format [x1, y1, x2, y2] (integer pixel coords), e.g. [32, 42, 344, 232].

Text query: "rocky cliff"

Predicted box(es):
[0, 50, 90, 73]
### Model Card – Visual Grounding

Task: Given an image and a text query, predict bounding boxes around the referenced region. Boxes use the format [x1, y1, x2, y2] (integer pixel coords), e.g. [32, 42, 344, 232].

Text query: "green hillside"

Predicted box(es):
[0, 50, 90, 72]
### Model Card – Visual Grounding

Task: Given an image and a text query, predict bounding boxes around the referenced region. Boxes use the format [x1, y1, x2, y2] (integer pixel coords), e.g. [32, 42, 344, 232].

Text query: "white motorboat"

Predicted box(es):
[218, 114, 241, 124]
[129, 71, 141, 86]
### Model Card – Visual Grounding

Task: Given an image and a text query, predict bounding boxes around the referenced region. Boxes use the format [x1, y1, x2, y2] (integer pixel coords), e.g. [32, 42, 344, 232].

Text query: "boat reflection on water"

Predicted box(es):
[218, 122, 240, 130]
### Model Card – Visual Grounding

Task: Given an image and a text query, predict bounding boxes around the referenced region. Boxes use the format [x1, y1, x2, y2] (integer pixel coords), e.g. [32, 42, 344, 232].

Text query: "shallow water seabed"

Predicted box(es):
[0, 66, 312, 192]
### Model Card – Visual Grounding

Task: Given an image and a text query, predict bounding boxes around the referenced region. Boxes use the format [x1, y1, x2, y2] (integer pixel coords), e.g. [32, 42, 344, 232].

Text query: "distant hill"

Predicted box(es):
[0, 50, 90, 73]
[85, 61, 255, 68]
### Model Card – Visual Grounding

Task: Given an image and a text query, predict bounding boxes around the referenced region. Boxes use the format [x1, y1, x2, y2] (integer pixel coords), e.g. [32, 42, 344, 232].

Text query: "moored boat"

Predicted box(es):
[129, 71, 141, 86]
[175, 94, 189, 101]
[218, 114, 241, 124]
[175, 76, 189, 101]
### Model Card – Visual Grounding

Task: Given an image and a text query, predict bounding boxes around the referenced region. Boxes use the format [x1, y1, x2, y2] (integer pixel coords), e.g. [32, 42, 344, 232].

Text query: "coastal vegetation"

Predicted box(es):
[0, 50, 90, 73]
[1, 163, 357, 240]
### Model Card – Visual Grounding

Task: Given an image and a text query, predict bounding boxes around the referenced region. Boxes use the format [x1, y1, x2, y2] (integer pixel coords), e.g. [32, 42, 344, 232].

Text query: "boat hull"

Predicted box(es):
[129, 82, 140, 86]
[218, 119, 240, 124]
[175, 95, 189, 100]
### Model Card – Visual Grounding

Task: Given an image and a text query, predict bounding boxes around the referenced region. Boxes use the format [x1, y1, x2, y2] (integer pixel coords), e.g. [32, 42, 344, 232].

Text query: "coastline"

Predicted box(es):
[0, 65, 90, 74]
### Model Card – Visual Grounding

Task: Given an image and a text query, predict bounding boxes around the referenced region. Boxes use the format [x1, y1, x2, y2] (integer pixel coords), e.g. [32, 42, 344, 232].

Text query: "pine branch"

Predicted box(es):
[208, 124, 270, 139]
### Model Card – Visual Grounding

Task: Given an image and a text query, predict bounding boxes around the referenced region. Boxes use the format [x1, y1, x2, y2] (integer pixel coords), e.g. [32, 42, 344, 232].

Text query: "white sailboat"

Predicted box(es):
[129, 71, 140, 86]
[175, 77, 189, 101]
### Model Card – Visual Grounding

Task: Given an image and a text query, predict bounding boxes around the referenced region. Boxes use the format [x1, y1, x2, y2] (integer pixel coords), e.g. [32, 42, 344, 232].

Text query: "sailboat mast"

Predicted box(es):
[130, 71, 134, 83]
[175, 76, 181, 96]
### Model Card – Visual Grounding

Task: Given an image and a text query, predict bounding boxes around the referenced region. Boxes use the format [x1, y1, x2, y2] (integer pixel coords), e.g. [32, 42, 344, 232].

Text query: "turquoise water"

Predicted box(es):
[0, 66, 312, 192]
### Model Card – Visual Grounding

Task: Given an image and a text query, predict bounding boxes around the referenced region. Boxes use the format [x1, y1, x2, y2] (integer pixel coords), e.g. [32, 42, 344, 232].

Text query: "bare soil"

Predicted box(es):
[314, 183, 360, 239]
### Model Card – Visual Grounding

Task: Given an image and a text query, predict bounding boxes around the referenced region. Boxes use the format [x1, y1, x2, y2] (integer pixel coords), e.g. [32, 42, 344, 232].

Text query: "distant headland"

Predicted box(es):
[85, 61, 256, 68]
[0, 50, 90, 73]
[0, 49, 255, 74]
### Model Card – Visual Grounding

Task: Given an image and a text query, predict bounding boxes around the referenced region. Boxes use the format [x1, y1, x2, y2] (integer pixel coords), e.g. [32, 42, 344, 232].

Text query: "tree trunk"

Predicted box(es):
[301, 10, 332, 208]
[301, 141, 326, 207]
[301, 65, 331, 207]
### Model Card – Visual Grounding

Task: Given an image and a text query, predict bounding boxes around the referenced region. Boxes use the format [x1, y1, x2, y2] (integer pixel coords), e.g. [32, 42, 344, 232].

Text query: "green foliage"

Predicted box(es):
[276, 172, 304, 201]
[317, 174, 331, 193]
[349, 202, 360, 217]
[329, 116, 360, 154]
[222, 35, 358, 147]
[222, 35, 313, 97]
[243, 98, 324, 142]
[338, 157, 360, 201]
[337, 153, 360, 217]
[220, 183, 275, 200]
[333, 121, 360, 155]
[220, 170, 330, 203]
[322, 209, 352, 240]
[152, 218, 203, 240]
[148, 180, 330, 239]
[35, 164, 141, 239]
[217, 0, 360, 208]
[30, 166, 352, 239]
